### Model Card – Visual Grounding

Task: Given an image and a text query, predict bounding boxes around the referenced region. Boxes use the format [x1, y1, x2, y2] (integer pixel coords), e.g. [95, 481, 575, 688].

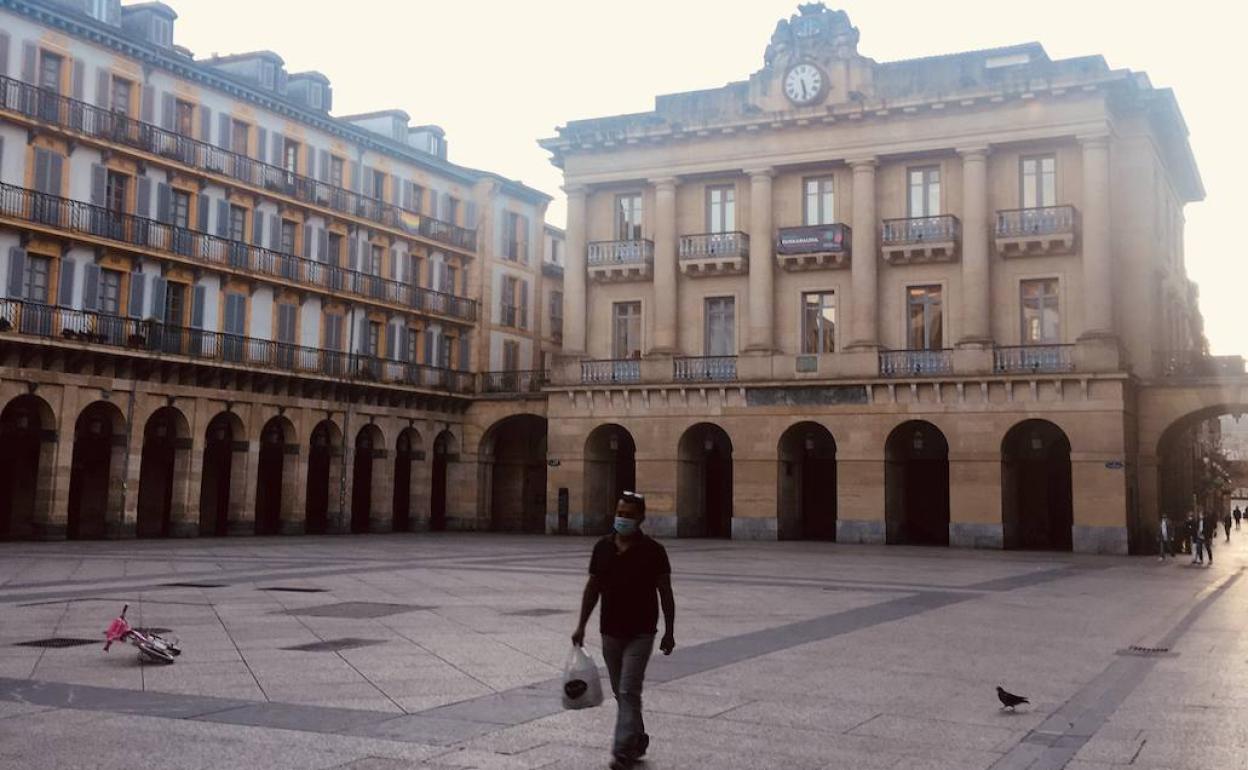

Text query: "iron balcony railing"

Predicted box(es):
[673, 355, 738, 382]
[1157, 350, 1247, 377]
[881, 215, 961, 245]
[0, 183, 477, 323]
[0, 74, 476, 252]
[0, 299, 474, 394]
[678, 232, 750, 260]
[587, 239, 654, 266]
[879, 349, 954, 377]
[479, 369, 547, 394]
[995, 206, 1078, 237]
[581, 358, 641, 384]
[993, 344, 1075, 374]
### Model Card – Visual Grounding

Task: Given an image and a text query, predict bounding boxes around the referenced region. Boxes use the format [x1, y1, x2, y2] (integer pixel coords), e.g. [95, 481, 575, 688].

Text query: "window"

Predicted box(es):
[152, 17, 172, 47]
[501, 275, 521, 327]
[323, 314, 344, 351]
[171, 190, 190, 228]
[1021, 279, 1060, 344]
[329, 156, 345, 188]
[327, 232, 343, 265]
[105, 171, 127, 214]
[110, 76, 132, 116]
[551, 290, 563, 325]
[409, 183, 424, 213]
[704, 297, 735, 356]
[615, 194, 642, 240]
[550, 238, 561, 265]
[446, 196, 460, 225]
[164, 282, 185, 325]
[406, 326, 420, 363]
[229, 205, 247, 242]
[38, 51, 63, 93]
[612, 301, 642, 359]
[908, 166, 941, 218]
[366, 321, 381, 357]
[906, 285, 943, 350]
[23, 256, 50, 303]
[367, 244, 384, 276]
[505, 212, 528, 261]
[801, 291, 836, 354]
[1021, 155, 1056, 208]
[803, 176, 835, 225]
[175, 100, 194, 137]
[440, 334, 455, 369]
[706, 186, 736, 233]
[99, 269, 122, 314]
[282, 139, 299, 174]
[371, 170, 386, 201]
[308, 85, 322, 110]
[442, 264, 457, 295]
[260, 61, 277, 90]
[280, 220, 297, 255]
[503, 340, 520, 372]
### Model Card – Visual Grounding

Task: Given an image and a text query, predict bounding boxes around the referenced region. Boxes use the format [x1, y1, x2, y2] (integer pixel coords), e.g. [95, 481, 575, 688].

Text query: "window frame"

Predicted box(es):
[1019, 277, 1061, 344]
[907, 165, 941, 218]
[703, 296, 736, 357]
[1020, 154, 1057, 209]
[611, 300, 643, 360]
[615, 193, 643, 241]
[803, 176, 835, 226]
[905, 284, 944, 351]
[800, 290, 837, 355]
[705, 184, 736, 233]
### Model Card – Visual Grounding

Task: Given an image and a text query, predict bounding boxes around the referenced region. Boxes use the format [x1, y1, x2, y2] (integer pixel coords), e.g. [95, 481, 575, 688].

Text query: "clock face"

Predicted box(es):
[784, 63, 825, 105]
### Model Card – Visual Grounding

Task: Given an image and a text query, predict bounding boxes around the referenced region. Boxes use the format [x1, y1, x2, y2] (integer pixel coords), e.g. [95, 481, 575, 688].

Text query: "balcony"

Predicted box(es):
[479, 369, 548, 395]
[0, 183, 478, 324]
[1158, 350, 1247, 378]
[0, 75, 476, 253]
[587, 240, 653, 282]
[581, 358, 641, 384]
[993, 344, 1075, 374]
[881, 215, 960, 264]
[0, 299, 474, 395]
[678, 232, 749, 276]
[879, 349, 954, 377]
[673, 356, 738, 382]
[775, 224, 851, 271]
[994, 206, 1078, 256]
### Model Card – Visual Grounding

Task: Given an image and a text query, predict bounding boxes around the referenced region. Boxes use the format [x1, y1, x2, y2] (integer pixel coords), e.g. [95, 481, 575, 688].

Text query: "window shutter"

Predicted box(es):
[519, 281, 529, 329]
[90, 164, 106, 206]
[128, 272, 146, 318]
[82, 264, 100, 312]
[362, 167, 375, 199]
[391, 177, 402, 207]
[402, 181, 412, 211]
[72, 58, 84, 100]
[303, 224, 313, 259]
[216, 200, 229, 237]
[271, 132, 283, 168]
[424, 329, 434, 365]
[389, 247, 398, 280]
[160, 92, 174, 130]
[385, 324, 395, 360]
[48, 152, 63, 196]
[140, 85, 154, 123]
[6, 248, 25, 298]
[32, 148, 49, 194]
[256, 127, 267, 163]
[428, 190, 440, 219]
[191, 284, 205, 328]
[251, 208, 264, 246]
[0, 32, 9, 78]
[357, 317, 368, 355]
[58, 259, 76, 307]
[20, 43, 35, 84]
[317, 149, 330, 183]
[306, 145, 316, 179]
[349, 161, 360, 192]
[269, 214, 280, 251]
[348, 233, 358, 270]
[217, 114, 231, 151]
[465, 201, 478, 230]
[318, 228, 328, 263]
[199, 105, 212, 143]
[440, 193, 452, 221]
[94, 69, 109, 108]
[150, 276, 167, 321]
[136, 176, 151, 218]
[196, 194, 209, 233]
[156, 183, 172, 223]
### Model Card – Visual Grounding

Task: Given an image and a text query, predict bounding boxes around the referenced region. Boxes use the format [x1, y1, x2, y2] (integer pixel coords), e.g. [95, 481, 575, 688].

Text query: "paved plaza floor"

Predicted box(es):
[0, 530, 1244, 769]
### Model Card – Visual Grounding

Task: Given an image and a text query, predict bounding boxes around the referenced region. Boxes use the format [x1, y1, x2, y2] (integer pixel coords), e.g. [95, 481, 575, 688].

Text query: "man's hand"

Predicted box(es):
[660, 632, 675, 655]
[571, 626, 586, 648]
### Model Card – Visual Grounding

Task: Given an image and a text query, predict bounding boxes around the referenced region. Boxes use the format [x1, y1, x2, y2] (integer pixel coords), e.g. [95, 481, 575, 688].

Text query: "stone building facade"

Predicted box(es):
[0, 0, 561, 540]
[539, 4, 1228, 554]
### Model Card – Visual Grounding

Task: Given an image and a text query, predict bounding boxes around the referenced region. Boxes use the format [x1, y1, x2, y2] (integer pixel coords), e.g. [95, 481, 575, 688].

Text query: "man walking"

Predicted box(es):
[1234, 506, 1242, 531]
[1158, 515, 1171, 561]
[572, 491, 676, 769]
[1187, 511, 1205, 565]
[1204, 508, 1219, 564]
[1223, 509, 1233, 542]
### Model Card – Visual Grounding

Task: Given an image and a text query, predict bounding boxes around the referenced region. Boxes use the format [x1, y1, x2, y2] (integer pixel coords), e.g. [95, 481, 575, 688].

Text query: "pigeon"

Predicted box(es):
[997, 686, 1029, 711]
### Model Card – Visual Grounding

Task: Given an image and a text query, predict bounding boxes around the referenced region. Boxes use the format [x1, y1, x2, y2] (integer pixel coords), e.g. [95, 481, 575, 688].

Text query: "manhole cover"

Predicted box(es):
[15, 638, 99, 649]
[261, 587, 329, 593]
[285, 602, 431, 619]
[161, 582, 226, 589]
[1118, 645, 1176, 657]
[283, 638, 385, 653]
[506, 608, 567, 617]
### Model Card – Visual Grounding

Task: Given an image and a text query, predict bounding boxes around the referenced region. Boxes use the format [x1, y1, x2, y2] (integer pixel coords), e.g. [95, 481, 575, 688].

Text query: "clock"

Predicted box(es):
[783, 63, 825, 106]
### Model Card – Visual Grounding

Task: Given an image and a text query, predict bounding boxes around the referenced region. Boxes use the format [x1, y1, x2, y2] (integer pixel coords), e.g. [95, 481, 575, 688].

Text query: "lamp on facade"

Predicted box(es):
[805, 435, 816, 451]
[1030, 432, 1044, 451]
[608, 434, 619, 452]
[704, 437, 715, 453]
[912, 430, 924, 452]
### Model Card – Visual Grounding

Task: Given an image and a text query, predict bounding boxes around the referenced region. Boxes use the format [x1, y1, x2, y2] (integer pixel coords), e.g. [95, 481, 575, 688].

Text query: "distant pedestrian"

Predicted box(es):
[1187, 512, 1206, 565]
[1223, 511, 1233, 542]
[1158, 515, 1172, 560]
[1203, 510, 1219, 564]
[1235, 506, 1242, 531]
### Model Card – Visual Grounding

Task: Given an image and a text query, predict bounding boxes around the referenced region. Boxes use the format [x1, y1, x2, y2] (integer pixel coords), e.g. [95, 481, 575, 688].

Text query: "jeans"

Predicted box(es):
[1193, 538, 1212, 563]
[602, 633, 655, 759]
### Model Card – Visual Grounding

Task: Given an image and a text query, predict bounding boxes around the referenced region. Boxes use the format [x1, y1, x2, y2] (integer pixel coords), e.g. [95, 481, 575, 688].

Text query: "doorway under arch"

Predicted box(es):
[256, 415, 297, 536]
[480, 415, 548, 533]
[137, 406, 191, 538]
[352, 423, 387, 533]
[430, 430, 456, 531]
[777, 422, 837, 541]
[1002, 420, 1073, 551]
[67, 401, 128, 540]
[584, 424, 638, 536]
[0, 394, 56, 540]
[306, 420, 343, 535]
[200, 412, 246, 537]
[677, 423, 734, 538]
[885, 420, 950, 546]
[393, 427, 423, 533]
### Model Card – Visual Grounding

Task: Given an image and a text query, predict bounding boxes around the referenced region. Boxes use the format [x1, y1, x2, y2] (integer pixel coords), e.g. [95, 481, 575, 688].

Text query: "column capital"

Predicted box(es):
[648, 176, 679, 190]
[956, 145, 990, 160]
[847, 156, 877, 169]
[744, 166, 775, 179]
[561, 183, 589, 197]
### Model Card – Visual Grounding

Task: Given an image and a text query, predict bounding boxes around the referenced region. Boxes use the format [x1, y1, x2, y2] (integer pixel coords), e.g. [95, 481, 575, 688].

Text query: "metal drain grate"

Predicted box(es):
[161, 582, 226, 589]
[282, 638, 385, 653]
[505, 608, 568, 617]
[261, 587, 328, 593]
[15, 637, 100, 649]
[1118, 645, 1175, 657]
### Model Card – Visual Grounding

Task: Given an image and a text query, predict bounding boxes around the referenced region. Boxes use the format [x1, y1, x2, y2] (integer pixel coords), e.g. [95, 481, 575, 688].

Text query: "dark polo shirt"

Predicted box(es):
[589, 533, 671, 638]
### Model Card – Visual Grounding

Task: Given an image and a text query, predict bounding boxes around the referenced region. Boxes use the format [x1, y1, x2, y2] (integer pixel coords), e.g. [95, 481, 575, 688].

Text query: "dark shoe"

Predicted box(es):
[633, 733, 649, 758]
[609, 757, 631, 770]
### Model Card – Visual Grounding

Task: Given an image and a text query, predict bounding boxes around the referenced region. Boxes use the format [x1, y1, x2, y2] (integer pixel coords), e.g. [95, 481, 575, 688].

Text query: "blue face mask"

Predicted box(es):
[614, 517, 639, 536]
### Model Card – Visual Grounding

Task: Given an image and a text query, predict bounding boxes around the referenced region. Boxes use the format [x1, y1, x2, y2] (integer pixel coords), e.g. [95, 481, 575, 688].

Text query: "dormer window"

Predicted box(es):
[152, 17, 172, 47]
[308, 86, 322, 110]
[260, 61, 277, 90]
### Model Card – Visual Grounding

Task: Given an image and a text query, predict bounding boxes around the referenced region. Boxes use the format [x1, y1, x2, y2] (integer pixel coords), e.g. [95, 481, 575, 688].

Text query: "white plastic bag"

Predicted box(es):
[561, 645, 604, 710]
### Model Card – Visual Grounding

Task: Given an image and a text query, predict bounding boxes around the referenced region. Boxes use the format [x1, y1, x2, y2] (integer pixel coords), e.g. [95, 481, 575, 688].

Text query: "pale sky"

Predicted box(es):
[170, 0, 1245, 357]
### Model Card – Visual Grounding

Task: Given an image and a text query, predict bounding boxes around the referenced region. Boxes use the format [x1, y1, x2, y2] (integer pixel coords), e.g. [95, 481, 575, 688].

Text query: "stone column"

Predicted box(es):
[746, 168, 775, 352]
[562, 184, 589, 355]
[1080, 134, 1114, 339]
[958, 147, 992, 347]
[651, 177, 678, 353]
[848, 158, 879, 349]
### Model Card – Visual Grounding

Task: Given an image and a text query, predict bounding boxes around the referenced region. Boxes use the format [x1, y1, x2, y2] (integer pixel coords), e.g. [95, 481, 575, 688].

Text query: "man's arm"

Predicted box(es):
[571, 575, 601, 647]
[657, 573, 676, 655]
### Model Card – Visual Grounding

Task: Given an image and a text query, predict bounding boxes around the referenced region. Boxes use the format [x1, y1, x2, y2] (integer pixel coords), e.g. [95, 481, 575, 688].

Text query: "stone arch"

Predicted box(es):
[479, 415, 548, 533]
[0, 394, 57, 540]
[777, 421, 838, 541]
[393, 427, 424, 533]
[583, 424, 638, 536]
[1001, 419, 1073, 551]
[256, 415, 298, 536]
[430, 430, 457, 532]
[67, 400, 127, 540]
[884, 420, 949, 546]
[352, 422, 389, 533]
[306, 419, 344, 534]
[677, 422, 734, 538]
[136, 406, 192, 539]
[200, 411, 246, 537]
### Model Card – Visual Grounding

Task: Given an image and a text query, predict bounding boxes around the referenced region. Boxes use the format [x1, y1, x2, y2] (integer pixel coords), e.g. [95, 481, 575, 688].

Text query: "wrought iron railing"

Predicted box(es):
[881, 215, 961, 245]
[0, 74, 476, 252]
[0, 299, 474, 394]
[993, 344, 1075, 374]
[581, 358, 641, 384]
[673, 356, 738, 382]
[678, 232, 750, 259]
[479, 369, 547, 394]
[587, 240, 654, 266]
[0, 183, 477, 323]
[995, 206, 1078, 237]
[879, 349, 954, 377]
